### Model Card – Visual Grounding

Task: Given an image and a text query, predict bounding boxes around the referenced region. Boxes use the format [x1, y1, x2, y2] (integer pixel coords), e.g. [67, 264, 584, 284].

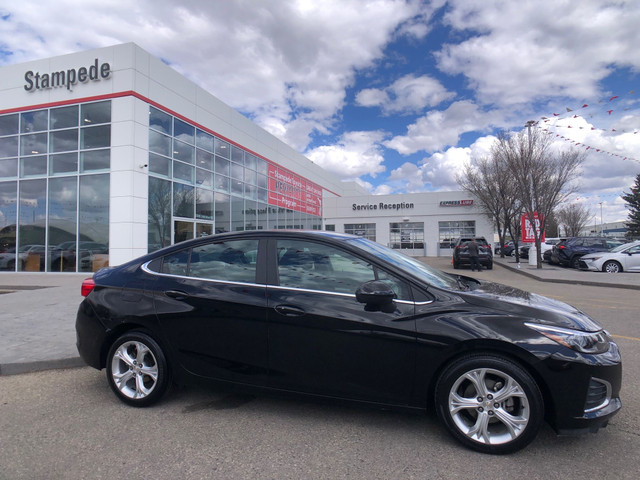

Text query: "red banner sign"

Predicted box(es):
[521, 213, 545, 243]
[267, 164, 323, 217]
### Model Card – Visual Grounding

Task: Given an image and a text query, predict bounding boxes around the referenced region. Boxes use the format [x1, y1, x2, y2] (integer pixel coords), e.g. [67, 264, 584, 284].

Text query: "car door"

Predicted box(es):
[265, 237, 417, 405]
[148, 237, 269, 385]
[622, 244, 640, 272]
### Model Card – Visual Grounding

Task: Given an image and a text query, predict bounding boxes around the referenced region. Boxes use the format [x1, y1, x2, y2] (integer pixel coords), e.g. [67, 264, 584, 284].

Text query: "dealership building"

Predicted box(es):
[0, 43, 492, 273]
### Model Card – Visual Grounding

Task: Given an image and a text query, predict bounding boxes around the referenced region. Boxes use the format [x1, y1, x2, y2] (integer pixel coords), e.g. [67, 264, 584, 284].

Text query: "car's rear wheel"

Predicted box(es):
[106, 331, 170, 407]
[603, 260, 622, 273]
[435, 354, 543, 454]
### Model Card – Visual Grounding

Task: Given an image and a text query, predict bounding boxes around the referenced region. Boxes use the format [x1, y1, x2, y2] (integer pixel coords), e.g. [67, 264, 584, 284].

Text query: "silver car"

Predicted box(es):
[579, 241, 640, 273]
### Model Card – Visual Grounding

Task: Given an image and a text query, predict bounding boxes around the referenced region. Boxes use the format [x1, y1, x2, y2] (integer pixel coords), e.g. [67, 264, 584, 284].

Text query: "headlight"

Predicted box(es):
[584, 256, 601, 262]
[525, 323, 610, 354]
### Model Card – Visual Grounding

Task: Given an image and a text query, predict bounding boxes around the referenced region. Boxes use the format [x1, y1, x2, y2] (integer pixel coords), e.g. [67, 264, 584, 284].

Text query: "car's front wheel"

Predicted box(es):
[603, 260, 622, 273]
[435, 354, 543, 454]
[106, 331, 170, 407]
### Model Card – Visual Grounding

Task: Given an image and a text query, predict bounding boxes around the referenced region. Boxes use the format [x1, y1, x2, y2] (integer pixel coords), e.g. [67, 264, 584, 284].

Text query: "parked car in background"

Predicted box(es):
[76, 230, 621, 454]
[0, 244, 48, 270]
[497, 241, 515, 256]
[452, 236, 493, 269]
[522, 237, 565, 260]
[579, 241, 640, 273]
[550, 237, 624, 269]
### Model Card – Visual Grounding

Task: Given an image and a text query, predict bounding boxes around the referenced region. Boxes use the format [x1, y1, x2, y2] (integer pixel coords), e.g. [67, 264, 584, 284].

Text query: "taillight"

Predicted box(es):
[559, 245, 566, 249]
[81, 278, 95, 297]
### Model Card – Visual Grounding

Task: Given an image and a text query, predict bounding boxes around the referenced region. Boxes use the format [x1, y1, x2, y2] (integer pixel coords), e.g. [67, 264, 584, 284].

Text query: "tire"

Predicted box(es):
[486, 261, 493, 270]
[435, 354, 544, 455]
[602, 260, 622, 273]
[570, 256, 582, 269]
[453, 261, 460, 269]
[106, 331, 171, 407]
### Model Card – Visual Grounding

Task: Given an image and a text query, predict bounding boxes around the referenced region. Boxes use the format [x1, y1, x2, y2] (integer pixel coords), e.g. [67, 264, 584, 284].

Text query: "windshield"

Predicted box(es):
[611, 242, 638, 253]
[346, 237, 460, 290]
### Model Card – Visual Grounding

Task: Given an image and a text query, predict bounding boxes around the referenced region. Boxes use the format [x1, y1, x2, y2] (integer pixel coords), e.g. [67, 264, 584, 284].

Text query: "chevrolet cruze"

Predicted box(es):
[76, 231, 622, 454]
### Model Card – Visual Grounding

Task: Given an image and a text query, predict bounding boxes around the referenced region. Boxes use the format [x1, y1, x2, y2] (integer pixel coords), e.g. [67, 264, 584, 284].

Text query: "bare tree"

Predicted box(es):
[557, 203, 591, 237]
[493, 126, 584, 268]
[457, 156, 511, 257]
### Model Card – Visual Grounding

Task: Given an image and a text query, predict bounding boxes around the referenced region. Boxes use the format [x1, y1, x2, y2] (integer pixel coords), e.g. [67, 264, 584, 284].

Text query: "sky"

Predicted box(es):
[1, 0, 639, 224]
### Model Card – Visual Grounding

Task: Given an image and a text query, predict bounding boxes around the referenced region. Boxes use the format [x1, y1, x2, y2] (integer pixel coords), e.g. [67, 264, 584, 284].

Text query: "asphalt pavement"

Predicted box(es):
[1, 256, 639, 376]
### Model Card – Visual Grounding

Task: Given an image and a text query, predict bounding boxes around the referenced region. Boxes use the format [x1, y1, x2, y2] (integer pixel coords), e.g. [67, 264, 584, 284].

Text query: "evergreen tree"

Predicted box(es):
[622, 173, 640, 240]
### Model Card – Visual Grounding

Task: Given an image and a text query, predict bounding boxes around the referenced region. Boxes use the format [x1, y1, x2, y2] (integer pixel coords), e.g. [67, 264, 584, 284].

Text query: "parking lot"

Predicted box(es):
[0, 258, 639, 479]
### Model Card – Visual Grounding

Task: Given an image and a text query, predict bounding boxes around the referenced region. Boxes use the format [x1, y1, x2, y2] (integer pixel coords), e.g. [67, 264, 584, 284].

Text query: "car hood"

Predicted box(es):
[457, 280, 602, 332]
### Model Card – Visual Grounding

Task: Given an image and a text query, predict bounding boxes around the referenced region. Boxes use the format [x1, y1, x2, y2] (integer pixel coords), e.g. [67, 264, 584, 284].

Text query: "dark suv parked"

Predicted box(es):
[550, 237, 624, 269]
[452, 236, 493, 269]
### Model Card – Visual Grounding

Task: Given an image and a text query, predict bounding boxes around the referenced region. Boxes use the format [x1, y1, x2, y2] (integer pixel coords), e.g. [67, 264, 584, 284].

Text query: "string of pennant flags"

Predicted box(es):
[527, 89, 640, 164]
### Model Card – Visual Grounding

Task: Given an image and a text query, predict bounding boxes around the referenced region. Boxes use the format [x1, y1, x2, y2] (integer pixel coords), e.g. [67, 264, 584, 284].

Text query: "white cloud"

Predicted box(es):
[0, 0, 424, 151]
[436, 0, 640, 106]
[305, 130, 388, 180]
[384, 100, 498, 154]
[355, 74, 455, 115]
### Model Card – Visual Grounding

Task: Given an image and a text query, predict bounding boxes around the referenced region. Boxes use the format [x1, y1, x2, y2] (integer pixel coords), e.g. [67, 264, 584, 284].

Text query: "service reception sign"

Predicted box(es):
[521, 213, 545, 243]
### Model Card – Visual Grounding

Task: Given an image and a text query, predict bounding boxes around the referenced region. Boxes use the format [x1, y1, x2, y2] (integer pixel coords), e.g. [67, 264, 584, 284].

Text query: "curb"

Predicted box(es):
[0, 357, 86, 376]
[493, 260, 640, 290]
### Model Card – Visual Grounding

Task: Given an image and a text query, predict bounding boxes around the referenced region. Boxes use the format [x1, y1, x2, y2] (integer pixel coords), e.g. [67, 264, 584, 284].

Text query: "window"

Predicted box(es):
[439, 221, 475, 248]
[156, 239, 259, 284]
[275, 239, 409, 299]
[189, 239, 258, 283]
[344, 223, 376, 241]
[390, 222, 424, 250]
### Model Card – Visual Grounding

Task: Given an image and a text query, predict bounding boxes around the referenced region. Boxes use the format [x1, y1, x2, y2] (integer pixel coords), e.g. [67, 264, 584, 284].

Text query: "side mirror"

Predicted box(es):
[356, 280, 396, 307]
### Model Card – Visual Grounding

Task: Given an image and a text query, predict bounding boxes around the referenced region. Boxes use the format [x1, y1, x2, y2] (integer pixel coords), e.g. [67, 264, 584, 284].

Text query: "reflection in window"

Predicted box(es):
[196, 129, 214, 152]
[50, 152, 78, 175]
[214, 192, 230, 233]
[0, 181, 17, 269]
[149, 153, 171, 177]
[196, 188, 213, 220]
[20, 156, 47, 177]
[149, 106, 172, 134]
[276, 239, 375, 294]
[0, 114, 19, 136]
[48, 176, 77, 272]
[148, 177, 172, 252]
[80, 149, 110, 172]
[21, 110, 48, 133]
[81, 101, 111, 125]
[173, 139, 194, 164]
[18, 178, 46, 271]
[232, 196, 244, 231]
[50, 105, 79, 130]
[189, 239, 258, 283]
[20, 133, 47, 156]
[80, 125, 110, 149]
[174, 220, 194, 244]
[50, 129, 78, 153]
[79, 174, 110, 272]
[344, 223, 376, 241]
[173, 183, 194, 218]
[389, 222, 424, 250]
[174, 118, 194, 144]
[173, 162, 194, 184]
[0, 136, 19, 158]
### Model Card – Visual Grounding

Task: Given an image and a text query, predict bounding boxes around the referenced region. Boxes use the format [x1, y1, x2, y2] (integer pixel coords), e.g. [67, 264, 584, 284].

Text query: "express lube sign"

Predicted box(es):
[24, 58, 111, 92]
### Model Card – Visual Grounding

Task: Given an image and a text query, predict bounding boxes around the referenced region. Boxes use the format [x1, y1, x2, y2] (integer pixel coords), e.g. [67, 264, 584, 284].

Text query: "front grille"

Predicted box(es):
[585, 378, 611, 412]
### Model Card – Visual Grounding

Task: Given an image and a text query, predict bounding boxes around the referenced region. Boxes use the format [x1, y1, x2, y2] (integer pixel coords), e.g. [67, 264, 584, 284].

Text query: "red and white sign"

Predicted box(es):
[521, 213, 545, 243]
[267, 164, 323, 217]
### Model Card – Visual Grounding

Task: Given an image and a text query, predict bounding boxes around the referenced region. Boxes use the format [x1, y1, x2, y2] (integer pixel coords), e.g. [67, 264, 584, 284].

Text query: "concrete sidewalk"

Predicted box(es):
[1, 259, 639, 376]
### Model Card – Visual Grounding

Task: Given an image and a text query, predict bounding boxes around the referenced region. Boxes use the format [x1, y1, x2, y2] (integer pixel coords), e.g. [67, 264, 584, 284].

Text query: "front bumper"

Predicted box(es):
[536, 340, 622, 434]
[578, 258, 601, 271]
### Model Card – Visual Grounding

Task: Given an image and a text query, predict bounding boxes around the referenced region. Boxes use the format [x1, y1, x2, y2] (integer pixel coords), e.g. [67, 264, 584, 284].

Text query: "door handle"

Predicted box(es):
[274, 305, 306, 317]
[165, 290, 190, 300]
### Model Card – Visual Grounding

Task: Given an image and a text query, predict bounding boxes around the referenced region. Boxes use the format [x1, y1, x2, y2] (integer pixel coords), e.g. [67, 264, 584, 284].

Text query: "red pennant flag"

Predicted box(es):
[553, 113, 560, 116]
[608, 110, 613, 115]
[609, 96, 619, 101]
[582, 104, 588, 108]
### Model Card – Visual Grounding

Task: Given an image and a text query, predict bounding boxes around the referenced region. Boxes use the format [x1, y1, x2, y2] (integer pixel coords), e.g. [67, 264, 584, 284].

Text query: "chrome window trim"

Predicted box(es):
[142, 260, 433, 306]
[141, 260, 263, 288]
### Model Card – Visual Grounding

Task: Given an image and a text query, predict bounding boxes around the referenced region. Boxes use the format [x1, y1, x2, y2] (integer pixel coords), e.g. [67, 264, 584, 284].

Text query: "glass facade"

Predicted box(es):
[147, 106, 322, 251]
[0, 101, 110, 272]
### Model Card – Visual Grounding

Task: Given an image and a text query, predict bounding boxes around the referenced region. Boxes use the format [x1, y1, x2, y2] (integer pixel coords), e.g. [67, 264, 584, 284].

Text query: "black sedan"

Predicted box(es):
[76, 231, 621, 455]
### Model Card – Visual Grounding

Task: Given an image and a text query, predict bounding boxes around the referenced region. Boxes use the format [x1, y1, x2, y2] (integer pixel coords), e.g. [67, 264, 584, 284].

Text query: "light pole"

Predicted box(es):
[599, 202, 603, 235]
